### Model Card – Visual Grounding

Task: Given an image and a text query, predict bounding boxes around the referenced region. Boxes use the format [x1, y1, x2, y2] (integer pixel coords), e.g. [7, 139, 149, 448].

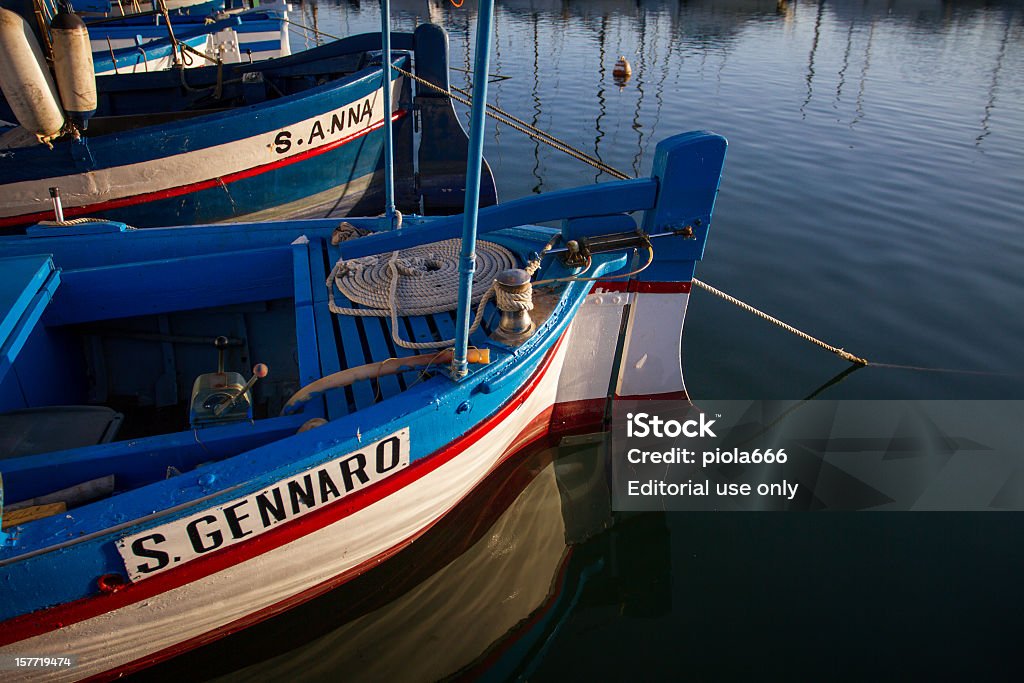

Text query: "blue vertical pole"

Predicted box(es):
[451, 0, 495, 379]
[380, 0, 396, 227]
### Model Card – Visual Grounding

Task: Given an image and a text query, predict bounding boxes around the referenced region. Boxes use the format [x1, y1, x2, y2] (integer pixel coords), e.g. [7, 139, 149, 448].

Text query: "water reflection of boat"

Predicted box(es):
[130, 433, 668, 682]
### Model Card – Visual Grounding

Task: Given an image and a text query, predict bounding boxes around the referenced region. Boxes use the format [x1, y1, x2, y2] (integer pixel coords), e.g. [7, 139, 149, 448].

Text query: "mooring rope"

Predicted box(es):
[691, 278, 869, 366]
[391, 64, 630, 180]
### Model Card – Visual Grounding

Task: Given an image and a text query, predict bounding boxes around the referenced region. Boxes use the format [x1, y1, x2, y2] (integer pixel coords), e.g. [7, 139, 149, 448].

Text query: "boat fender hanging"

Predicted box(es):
[0, 8, 65, 147]
[50, 10, 97, 133]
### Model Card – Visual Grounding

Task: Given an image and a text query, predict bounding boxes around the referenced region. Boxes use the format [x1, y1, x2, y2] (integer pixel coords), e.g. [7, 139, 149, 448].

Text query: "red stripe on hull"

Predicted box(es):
[0, 111, 407, 229]
[551, 397, 608, 432]
[0, 330, 567, 650]
[591, 280, 692, 294]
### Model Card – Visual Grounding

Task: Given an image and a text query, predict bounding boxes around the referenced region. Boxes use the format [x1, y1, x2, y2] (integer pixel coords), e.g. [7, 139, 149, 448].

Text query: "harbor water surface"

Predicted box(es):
[140, 1, 1023, 679]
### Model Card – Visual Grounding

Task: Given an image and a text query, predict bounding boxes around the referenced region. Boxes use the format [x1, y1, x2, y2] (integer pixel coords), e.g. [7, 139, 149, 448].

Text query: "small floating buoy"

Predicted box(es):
[613, 55, 632, 85]
[0, 8, 65, 146]
[51, 10, 97, 133]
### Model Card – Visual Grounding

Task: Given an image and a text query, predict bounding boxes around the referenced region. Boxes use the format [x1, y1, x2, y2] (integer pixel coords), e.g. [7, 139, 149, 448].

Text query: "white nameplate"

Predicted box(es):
[117, 429, 410, 582]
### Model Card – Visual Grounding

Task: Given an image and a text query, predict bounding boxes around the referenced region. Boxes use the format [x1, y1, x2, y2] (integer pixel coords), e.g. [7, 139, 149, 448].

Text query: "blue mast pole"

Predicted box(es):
[380, 0, 396, 228]
[451, 0, 495, 379]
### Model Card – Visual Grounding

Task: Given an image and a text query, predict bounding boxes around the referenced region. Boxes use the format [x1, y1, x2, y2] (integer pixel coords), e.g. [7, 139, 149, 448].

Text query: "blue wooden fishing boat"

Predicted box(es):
[0, 128, 725, 677]
[0, 21, 493, 232]
[0, 1, 726, 678]
[58, 0, 293, 75]
[87, 9, 292, 76]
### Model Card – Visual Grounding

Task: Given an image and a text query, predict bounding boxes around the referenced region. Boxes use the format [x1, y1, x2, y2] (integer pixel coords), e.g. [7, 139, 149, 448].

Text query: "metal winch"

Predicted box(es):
[490, 268, 536, 345]
[189, 336, 268, 428]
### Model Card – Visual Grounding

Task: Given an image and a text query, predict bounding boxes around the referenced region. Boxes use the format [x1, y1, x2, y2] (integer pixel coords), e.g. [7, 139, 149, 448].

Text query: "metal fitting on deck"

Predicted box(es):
[561, 239, 590, 268]
[491, 268, 535, 345]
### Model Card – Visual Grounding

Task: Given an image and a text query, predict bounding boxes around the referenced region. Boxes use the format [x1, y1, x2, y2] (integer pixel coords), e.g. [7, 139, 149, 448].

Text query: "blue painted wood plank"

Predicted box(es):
[307, 239, 376, 413]
[305, 239, 351, 418]
[639, 131, 728, 272]
[290, 238, 327, 418]
[43, 247, 292, 326]
[0, 271, 60, 387]
[356, 311, 404, 402]
[0, 256, 55, 348]
[338, 178, 659, 260]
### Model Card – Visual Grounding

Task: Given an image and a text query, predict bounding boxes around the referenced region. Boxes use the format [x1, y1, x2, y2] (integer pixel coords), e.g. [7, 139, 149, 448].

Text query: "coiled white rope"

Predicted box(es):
[327, 238, 517, 350]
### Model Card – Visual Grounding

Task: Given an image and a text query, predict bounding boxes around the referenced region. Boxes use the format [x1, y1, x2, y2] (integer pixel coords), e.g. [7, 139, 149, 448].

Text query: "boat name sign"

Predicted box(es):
[116, 428, 410, 582]
[272, 92, 382, 155]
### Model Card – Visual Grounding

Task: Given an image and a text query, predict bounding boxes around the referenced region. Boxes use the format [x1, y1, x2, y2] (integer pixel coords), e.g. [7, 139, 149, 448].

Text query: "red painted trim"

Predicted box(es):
[551, 397, 607, 432]
[0, 111, 407, 229]
[0, 330, 567, 650]
[591, 280, 692, 294]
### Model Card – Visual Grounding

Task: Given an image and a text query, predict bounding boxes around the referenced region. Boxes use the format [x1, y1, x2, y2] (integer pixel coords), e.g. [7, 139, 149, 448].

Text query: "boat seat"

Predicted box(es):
[0, 406, 123, 460]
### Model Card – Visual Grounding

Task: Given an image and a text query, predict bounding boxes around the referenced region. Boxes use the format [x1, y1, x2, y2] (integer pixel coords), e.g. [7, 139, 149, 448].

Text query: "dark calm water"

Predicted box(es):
[149, 1, 1024, 680]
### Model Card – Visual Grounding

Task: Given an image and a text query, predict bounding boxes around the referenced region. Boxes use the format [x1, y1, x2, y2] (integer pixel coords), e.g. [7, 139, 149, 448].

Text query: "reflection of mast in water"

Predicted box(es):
[851, 20, 874, 128]
[644, 9, 672, 167]
[800, 0, 825, 120]
[593, 14, 608, 183]
[530, 12, 543, 193]
[834, 19, 854, 110]
[341, 1, 352, 39]
[631, 5, 648, 177]
[976, 13, 1013, 148]
[312, 4, 321, 46]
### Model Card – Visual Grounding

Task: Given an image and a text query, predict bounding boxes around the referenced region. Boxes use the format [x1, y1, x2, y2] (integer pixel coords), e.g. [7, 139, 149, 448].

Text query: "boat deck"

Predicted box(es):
[296, 236, 502, 419]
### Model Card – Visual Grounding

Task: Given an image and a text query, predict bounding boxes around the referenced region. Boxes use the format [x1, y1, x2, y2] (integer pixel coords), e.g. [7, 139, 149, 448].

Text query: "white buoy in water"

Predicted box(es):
[0, 8, 65, 145]
[51, 10, 96, 132]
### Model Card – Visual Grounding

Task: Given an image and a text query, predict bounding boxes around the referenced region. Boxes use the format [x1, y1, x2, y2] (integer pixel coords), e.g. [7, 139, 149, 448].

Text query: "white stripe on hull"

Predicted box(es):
[94, 31, 282, 51]
[0, 76, 404, 220]
[1, 334, 571, 682]
[94, 51, 197, 76]
[616, 291, 690, 397]
[555, 288, 631, 406]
